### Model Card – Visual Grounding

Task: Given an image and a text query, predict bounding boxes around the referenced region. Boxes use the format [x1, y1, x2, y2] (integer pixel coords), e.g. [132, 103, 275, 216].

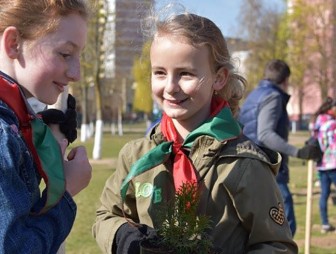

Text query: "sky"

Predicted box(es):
[156, 0, 286, 38]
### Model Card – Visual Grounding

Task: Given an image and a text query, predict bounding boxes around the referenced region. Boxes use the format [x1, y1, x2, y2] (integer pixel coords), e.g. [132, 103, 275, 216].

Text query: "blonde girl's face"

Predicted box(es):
[150, 35, 221, 130]
[14, 13, 87, 105]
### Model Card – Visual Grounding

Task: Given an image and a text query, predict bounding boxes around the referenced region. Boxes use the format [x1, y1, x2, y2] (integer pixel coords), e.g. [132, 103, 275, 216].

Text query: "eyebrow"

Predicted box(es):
[64, 41, 84, 50]
[151, 65, 197, 71]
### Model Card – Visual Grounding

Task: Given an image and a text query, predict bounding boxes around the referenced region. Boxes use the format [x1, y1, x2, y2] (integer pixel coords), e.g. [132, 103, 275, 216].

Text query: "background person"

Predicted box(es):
[309, 97, 333, 187]
[239, 59, 322, 236]
[312, 99, 336, 233]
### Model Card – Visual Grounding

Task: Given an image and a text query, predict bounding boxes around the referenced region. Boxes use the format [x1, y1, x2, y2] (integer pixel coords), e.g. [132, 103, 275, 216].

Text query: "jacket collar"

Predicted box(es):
[150, 124, 280, 176]
[259, 79, 290, 104]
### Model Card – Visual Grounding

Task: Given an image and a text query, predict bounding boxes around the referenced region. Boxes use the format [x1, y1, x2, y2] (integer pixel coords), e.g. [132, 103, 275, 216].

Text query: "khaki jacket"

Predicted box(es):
[93, 126, 298, 254]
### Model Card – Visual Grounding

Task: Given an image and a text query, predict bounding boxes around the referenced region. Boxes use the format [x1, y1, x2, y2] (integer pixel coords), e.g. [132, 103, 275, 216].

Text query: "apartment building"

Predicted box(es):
[101, 0, 153, 119]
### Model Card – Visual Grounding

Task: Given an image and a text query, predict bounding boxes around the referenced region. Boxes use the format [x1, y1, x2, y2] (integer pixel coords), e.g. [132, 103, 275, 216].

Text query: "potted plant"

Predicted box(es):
[140, 181, 215, 254]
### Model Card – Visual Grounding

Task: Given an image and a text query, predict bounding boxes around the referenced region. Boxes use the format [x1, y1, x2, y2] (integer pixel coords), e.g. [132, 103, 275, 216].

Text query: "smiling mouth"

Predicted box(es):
[54, 82, 66, 92]
[165, 98, 188, 105]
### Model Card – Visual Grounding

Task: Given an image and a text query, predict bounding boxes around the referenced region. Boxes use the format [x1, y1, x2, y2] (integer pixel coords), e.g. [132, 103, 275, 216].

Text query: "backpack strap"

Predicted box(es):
[0, 76, 65, 213]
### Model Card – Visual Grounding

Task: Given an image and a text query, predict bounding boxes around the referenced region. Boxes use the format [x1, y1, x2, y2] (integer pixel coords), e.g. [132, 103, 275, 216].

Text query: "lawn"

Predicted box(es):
[64, 127, 336, 254]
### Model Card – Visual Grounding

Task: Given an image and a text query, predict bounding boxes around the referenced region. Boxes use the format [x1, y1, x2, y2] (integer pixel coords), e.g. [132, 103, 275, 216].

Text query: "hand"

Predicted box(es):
[60, 141, 92, 196]
[39, 94, 78, 143]
[114, 223, 157, 254]
[297, 144, 323, 161]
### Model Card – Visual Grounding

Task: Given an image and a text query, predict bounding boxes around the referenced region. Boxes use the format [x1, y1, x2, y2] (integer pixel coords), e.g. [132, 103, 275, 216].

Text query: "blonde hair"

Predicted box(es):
[143, 6, 247, 116]
[0, 0, 90, 40]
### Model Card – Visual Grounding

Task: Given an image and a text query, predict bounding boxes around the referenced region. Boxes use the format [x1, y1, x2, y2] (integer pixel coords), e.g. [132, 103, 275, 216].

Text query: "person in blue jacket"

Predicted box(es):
[239, 59, 322, 236]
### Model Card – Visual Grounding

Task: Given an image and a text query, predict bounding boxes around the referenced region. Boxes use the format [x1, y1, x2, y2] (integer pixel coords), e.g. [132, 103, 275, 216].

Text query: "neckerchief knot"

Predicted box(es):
[120, 96, 241, 201]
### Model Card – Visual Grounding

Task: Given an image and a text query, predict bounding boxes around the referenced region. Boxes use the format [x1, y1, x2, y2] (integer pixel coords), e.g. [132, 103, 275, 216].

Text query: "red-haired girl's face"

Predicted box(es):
[14, 13, 87, 104]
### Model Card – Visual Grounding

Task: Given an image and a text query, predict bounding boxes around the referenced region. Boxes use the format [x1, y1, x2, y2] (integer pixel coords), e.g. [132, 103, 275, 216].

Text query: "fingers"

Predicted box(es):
[67, 147, 76, 161]
[63, 146, 92, 196]
[67, 145, 86, 161]
[59, 139, 69, 156]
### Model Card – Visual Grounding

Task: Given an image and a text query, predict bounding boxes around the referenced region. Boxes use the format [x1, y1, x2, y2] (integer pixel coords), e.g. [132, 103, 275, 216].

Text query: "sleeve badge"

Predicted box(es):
[269, 202, 285, 225]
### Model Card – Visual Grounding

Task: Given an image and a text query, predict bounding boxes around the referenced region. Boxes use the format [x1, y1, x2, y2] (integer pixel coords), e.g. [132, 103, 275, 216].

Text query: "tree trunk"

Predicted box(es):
[92, 80, 103, 160]
[80, 85, 91, 142]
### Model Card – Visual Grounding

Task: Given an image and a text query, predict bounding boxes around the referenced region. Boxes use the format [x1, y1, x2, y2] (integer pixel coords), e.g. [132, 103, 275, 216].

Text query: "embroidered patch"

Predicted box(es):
[135, 182, 153, 198]
[135, 182, 163, 204]
[269, 202, 285, 225]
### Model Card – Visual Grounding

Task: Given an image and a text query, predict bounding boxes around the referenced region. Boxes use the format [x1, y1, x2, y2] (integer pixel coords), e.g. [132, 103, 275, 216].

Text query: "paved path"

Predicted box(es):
[89, 158, 117, 167]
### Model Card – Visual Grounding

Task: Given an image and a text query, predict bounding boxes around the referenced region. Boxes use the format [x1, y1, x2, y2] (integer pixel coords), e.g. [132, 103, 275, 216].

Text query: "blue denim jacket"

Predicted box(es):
[0, 99, 77, 254]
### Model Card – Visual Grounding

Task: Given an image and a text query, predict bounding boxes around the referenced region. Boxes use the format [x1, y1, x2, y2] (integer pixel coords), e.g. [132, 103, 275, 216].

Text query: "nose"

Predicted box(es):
[165, 75, 180, 94]
[66, 59, 81, 82]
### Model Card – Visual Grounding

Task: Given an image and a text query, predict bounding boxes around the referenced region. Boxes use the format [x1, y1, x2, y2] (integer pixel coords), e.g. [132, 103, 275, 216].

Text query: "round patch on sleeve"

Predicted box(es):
[269, 202, 285, 225]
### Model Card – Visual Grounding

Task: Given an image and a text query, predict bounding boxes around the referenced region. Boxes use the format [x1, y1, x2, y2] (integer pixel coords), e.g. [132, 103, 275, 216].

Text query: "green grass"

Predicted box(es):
[68, 122, 146, 159]
[66, 164, 111, 254]
[286, 132, 336, 254]
[65, 128, 145, 253]
[64, 129, 336, 253]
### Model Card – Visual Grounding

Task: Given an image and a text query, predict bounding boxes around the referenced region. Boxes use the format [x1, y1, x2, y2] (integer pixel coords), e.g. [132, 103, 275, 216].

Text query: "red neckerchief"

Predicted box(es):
[160, 96, 227, 190]
[0, 76, 47, 181]
[0, 75, 65, 213]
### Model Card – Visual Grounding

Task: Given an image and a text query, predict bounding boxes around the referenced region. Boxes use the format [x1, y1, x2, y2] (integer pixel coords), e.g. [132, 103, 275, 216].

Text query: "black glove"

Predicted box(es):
[113, 223, 157, 254]
[297, 144, 323, 161]
[38, 94, 77, 143]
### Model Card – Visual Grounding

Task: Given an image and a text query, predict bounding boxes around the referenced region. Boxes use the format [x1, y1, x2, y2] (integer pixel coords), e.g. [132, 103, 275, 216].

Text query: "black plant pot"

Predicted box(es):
[140, 239, 174, 254]
[140, 239, 220, 254]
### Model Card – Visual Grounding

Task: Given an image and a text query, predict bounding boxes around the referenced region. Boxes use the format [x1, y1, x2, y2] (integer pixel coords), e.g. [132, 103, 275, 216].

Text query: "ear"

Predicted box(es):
[213, 67, 229, 91]
[2, 26, 21, 59]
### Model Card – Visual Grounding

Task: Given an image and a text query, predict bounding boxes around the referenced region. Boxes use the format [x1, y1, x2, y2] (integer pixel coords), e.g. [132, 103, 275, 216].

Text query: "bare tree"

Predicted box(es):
[286, 0, 314, 127]
[287, 0, 335, 125]
[306, 0, 334, 99]
[238, 0, 335, 128]
[79, 0, 109, 159]
[238, 0, 287, 93]
[132, 41, 153, 128]
[92, 0, 109, 160]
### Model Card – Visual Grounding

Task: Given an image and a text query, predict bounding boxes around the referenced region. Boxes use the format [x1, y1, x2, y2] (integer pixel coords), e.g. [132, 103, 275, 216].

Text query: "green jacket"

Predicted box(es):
[93, 125, 298, 254]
